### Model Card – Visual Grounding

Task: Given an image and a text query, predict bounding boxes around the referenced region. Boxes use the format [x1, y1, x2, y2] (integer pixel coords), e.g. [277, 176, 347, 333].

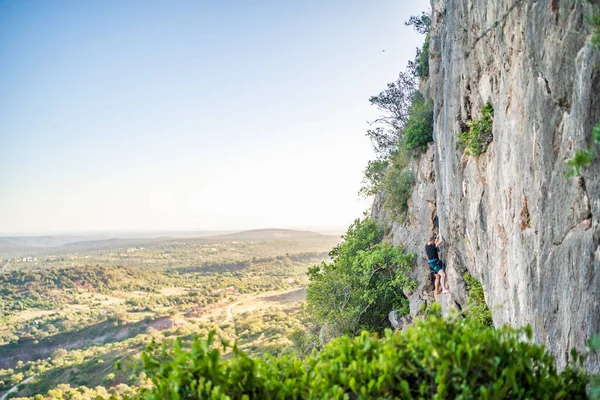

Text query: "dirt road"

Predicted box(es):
[0, 376, 34, 400]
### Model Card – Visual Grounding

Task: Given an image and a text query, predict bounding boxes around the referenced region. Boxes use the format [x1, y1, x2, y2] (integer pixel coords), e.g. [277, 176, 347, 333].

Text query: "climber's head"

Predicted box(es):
[429, 235, 436, 244]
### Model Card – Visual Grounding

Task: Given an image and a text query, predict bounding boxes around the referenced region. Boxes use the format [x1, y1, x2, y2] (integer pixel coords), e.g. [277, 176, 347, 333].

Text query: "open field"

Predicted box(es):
[227, 287, 306, 320]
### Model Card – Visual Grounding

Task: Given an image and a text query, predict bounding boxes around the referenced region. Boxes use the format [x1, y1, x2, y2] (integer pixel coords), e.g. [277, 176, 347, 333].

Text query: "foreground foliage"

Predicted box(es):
[306, 218, 415, 338]
[132, 314, 589, 400]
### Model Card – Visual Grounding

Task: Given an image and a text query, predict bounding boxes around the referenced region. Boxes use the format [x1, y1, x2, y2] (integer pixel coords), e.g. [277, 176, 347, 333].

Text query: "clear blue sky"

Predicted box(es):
[0, 0, 428, 235]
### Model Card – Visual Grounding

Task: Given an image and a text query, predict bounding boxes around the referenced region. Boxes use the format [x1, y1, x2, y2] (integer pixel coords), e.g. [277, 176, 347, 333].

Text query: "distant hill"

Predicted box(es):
[210, 229, 324, 240]
[0, 236, 157, 257]
[0, 229, 337, 257]
[0, 235, 112, 257]
[0, 231, 230, 257]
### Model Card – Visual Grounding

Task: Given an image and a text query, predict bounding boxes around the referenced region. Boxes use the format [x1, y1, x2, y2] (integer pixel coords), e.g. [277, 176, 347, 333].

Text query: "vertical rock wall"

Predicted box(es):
[374, 0, 600, 370]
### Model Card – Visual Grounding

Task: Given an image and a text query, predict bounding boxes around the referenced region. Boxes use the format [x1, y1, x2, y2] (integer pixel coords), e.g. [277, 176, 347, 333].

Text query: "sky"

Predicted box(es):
[0, 0, 429, 235]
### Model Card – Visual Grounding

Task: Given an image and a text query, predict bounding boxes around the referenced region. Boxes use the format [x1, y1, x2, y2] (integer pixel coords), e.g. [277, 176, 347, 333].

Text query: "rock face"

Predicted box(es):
[373, 145, 445, 317]
[374, 0, 600, 371]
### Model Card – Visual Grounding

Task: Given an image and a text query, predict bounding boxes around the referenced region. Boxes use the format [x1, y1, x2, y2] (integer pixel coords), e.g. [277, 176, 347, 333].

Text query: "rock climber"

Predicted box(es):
[425, 234, 449, 295]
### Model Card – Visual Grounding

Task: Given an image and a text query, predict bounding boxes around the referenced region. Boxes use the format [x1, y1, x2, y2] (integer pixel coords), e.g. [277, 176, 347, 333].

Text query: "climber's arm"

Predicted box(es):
[436, 235, 443, 248]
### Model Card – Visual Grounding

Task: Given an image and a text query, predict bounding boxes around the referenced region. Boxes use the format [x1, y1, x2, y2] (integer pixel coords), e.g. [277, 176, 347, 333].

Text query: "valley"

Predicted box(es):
[0, 230, 339, 399]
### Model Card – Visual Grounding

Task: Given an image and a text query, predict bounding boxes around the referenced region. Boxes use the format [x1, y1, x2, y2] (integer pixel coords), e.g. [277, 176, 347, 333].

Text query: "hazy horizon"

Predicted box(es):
[0, 0, 428, 234]
[0, 225, 347, 238]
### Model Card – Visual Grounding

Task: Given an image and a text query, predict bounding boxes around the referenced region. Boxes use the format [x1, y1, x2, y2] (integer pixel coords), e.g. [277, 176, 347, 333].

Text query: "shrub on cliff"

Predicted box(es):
[403, 91, 434, 152]
[458, 101, 494, 156]
[132, 315, 589, 399]
[463, 272, 493, 327]
[565, 122, 600, 178]
[306, 217, 415, 338]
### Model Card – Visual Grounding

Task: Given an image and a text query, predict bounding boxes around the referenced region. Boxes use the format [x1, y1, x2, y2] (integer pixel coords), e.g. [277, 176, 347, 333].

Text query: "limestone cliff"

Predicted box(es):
[373, 0, 600, 370]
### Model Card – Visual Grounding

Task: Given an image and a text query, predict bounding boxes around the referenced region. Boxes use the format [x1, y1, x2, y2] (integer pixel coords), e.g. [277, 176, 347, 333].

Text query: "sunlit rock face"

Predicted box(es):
[374, 0, 600, 371]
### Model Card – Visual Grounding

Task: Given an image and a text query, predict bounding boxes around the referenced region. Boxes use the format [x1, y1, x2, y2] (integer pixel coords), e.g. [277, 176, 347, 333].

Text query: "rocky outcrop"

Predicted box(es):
[374, 0, 600, 371]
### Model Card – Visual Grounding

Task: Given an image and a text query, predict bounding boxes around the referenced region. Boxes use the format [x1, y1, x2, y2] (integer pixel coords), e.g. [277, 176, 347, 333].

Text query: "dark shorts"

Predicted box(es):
[429, 261, 445, 274]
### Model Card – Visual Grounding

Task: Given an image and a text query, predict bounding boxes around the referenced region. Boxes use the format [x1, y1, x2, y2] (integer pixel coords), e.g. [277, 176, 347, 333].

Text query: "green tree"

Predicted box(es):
[366, 72, 417, 157]
[306, 218, 415, 338]
[405, 11, 431, 34]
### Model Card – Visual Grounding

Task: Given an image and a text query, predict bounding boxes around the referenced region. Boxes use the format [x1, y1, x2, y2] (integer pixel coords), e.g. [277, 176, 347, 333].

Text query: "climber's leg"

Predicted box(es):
[434, 274, 441, 295]
[439, 268, 450, 294]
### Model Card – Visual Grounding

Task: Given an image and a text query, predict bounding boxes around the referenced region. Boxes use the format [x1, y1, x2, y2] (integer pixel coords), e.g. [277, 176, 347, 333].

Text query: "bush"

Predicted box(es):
[458, 101, 494, 156]
[306, 218, 415, 338]
[403, 91, 434, 152]
[463, 272, 493, 327]
[565, 148, 594, 178]
[132, 315, 589, 400]
[564, 122, 600, 178]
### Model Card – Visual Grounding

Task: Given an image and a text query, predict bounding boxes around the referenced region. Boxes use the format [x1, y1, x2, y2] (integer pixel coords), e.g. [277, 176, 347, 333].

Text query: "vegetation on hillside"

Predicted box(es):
[0, 235, 335, 398]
